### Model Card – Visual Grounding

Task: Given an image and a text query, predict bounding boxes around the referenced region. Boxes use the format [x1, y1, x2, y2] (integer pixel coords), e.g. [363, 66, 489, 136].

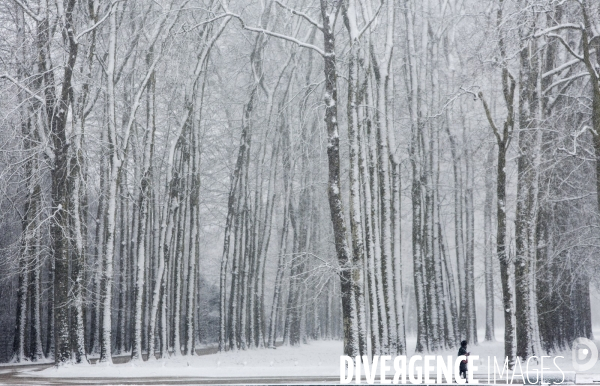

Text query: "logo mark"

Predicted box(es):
[572, 337, 598, 372]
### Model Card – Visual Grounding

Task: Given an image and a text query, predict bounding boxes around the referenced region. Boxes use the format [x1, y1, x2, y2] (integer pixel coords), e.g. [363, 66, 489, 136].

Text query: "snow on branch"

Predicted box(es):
[543, 72, 588, 94]
[0, 74, 45, 104]
[542, 57, 582, 79]
[120, 4, 189, 158]
[275, 1, 323, 31]
[357, 0, 384, 40]
[226, 13, 325, 57]
[180, 13, 232, 33]
[534, 23, 582, 38]
[13, 0, 42, 22]
[478, 91, 502, 145]
[558, 125, 594, 155]
[75, 1, 121, 43]
[548, 33, 584, 61]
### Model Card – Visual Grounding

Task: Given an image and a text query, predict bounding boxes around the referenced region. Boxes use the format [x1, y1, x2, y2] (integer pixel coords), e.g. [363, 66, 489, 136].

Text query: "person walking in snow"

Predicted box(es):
[458, 340, 470, 382]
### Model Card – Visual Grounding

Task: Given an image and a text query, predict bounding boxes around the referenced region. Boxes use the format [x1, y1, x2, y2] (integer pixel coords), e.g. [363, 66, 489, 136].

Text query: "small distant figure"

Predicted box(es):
[458, 340, 470, 382]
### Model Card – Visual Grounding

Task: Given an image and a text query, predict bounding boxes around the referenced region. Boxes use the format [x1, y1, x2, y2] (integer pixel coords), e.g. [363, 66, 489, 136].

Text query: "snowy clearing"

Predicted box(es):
[19, 336, 600, 383]
[29, 341, 343, 379]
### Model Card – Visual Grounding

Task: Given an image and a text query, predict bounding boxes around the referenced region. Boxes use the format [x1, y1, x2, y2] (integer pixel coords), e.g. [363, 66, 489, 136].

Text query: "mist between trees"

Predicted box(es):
[0, 0, 597, 367]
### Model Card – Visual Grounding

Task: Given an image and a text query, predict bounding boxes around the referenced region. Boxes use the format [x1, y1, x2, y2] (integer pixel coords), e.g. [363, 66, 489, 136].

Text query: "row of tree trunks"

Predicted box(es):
[12, 5, 44, 361]
[6, 0, 598, 369]
[7, 1, 229, 364]
[402, 0, 463, 353]
[535, 2, 594, 354]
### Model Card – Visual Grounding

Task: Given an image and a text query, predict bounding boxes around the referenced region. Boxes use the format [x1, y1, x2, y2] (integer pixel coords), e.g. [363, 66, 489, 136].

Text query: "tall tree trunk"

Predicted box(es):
[366, 89, 389, 353]
[267, 121, 291, 348]
[49, 0, 79, 365]
[115, 179, 128, 356]
[404, 0, 428, 353]
[358, 101, 381, 357]
[479, 0, 517, 362]
[463, 131, 477, 345]
[497, 142, 516, 365]
[344, 12, 367, 355]
[99, 6, 118, 363]
[484, 148, 495, 342]
[320, 0, 358, 357]
[69, 133, 88, 363]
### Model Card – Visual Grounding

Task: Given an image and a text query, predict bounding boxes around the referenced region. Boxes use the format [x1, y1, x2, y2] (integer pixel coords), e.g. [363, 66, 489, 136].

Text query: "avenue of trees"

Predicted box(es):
[0, 0, 597, 367]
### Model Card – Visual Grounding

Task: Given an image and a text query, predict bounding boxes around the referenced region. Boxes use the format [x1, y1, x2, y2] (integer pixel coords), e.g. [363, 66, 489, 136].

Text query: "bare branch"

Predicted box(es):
[358, 0, 384, 40]
[227, 12, 325, 57]
[580, 26, 600, 82]
[275, 0, 323, 31]
[534, 23, 582, 37]
[478, 91, 502, 145]
[75, 1, 121, 43]
[179, 13, 232, 33]
[0, 74, 45, 104]
[13, 0, 42, 22]
[543, 57, 582, 79]
[547, 76, 588, 111]
[543, 72, 588, 94]
[548, 33, 584, 61]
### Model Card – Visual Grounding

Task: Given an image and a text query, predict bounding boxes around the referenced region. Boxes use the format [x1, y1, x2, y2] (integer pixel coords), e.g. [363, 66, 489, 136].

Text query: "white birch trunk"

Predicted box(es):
[99, 6, 118, 363]
[344, 1, 368, 355]
[70, 145, 87, 363]
[358, 106, 381, 357]
[366, 87, 388, 353]
[484, 148, 495, 342]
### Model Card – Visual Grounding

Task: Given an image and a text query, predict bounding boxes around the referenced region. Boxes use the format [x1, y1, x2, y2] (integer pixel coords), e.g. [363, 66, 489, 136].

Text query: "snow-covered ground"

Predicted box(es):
[0, 357, 54, 367]
[19, 329, 600, 383]
[29, 340, 343, 379]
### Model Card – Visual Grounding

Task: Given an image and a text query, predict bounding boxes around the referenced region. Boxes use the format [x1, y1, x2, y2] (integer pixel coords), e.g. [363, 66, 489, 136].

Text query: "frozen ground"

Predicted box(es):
[1, 329, 599, 384]
[32, 340, 343, 379]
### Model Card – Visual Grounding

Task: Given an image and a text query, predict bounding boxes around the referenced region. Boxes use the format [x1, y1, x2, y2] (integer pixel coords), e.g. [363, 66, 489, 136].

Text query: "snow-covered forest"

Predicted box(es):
[0, 0, 598, 368]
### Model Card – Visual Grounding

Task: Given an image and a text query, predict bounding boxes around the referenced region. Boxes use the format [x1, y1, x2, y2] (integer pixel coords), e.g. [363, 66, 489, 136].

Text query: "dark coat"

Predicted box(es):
[458, 346, 468, 371]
